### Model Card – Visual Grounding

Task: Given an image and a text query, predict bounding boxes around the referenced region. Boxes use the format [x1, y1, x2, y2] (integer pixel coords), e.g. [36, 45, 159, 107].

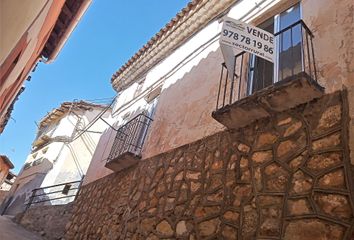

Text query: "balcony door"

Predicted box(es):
[248, 4, 301, 95]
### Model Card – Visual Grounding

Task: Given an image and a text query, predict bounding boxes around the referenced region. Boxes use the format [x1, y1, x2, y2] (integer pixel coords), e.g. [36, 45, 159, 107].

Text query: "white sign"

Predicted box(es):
[220, 17, 275, 62]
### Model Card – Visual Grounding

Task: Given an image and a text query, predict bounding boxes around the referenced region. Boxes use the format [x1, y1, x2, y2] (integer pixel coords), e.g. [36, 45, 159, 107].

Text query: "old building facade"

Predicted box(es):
[68, 91, 353, 239]
[15, 0, 354, 239]
[1, 101, 111, 215]
[84, 0, 354, 183]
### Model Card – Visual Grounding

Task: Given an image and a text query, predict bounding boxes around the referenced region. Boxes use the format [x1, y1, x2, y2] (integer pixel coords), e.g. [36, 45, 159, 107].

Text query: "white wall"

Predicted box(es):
[40, 108, 111, 186]
[4, 106, 111, 213]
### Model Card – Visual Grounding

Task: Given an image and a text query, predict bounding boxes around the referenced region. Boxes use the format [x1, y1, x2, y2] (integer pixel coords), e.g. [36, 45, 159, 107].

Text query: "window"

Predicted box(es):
[133, 81, 144, 98]
[42, 147, 48, 154]
[145, 86, 162, 103]
[275, 5, 302, 80]
[121, 112, 131, 124]
[247, 4, 301, 95]
[23, 162, 32, 170]
[32, 157, 43, 166]
[62, 184, 72, 195]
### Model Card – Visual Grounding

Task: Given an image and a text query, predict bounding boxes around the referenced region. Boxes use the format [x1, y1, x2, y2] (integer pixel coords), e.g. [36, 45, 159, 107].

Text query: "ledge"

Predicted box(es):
[212, 72, 324, 130]
[104, 152, 140, 172]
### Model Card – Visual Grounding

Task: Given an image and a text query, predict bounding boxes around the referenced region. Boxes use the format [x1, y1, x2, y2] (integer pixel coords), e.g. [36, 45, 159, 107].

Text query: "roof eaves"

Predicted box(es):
[0, 155, 14, 169]
[110, 0, 236, 92]
[110, 0, 202, 84]
[38, 100, 110, 128]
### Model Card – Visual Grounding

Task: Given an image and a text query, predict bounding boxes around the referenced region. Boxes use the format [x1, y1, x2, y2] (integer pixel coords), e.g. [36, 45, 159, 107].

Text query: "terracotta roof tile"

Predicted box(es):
[110, 0, 237, 91]
[39, 101, 108, 128]
[110, 0, 202, 83]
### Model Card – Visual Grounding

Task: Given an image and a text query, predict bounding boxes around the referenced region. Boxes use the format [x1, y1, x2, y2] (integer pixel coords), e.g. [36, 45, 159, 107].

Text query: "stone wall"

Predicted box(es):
[15, 203, 73, 240]
[66, 91, 354, 240]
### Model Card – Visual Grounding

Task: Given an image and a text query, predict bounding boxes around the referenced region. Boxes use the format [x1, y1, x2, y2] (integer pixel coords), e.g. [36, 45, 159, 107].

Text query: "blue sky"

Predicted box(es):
[0, 1, 190, 174]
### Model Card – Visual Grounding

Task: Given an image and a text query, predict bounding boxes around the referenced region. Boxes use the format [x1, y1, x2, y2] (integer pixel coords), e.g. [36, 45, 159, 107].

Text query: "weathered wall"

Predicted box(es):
[302, 0, 353, 91]
[83, 126, 115, 185]
[143, 49, 225, 159]
[140, 0, 354, 165]
[84, 0, 354, 185]
[3, 108, 110, 215]
[1, 173, 47, 215]
[14, 203, 73, 240]
[302, 0, 354, 166]
[66, 90, 354, 240]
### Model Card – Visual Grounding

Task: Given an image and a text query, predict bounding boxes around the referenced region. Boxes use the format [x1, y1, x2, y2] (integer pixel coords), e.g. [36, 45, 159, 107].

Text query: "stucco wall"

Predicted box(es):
[0, 0, 65, 124]
[302, 0, 353, 92]
[1, 173, 46, 215]
[0, 0, 48, 64]
[302, 0, 354, 165]
[3, 107, 110, 215]
[66, 90, 354, 239]
[83, 126, 115, 185]
[37, 108, 110, 203]
[144, 0, 354, 160]
[142, 49, 225, 159]
[84, 0, 354, 185]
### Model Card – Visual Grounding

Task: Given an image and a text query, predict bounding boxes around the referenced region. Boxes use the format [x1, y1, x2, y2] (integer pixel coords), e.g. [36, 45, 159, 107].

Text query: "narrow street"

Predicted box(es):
[0, 215, 43, 240]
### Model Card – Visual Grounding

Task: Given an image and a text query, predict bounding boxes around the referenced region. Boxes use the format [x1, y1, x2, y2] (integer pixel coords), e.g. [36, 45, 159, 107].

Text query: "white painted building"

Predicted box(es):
[1, 101, 111, 215]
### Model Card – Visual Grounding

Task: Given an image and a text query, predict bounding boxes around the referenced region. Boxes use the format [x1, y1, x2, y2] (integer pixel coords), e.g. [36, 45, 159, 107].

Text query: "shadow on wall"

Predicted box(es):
[0, 173, 46, 216]
[83, 106, 152, 185]
[106, 105, 151, 159]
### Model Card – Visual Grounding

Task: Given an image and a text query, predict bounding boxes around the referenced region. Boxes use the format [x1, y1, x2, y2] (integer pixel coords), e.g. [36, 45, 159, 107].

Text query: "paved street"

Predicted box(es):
[0, 215, 43, 240]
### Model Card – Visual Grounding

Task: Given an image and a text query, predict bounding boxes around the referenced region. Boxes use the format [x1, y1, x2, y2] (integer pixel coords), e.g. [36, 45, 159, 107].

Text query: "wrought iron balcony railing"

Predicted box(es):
[25, 178, 84, 210]
[216, 20, 318, 110]
[107, 113, 153, 165]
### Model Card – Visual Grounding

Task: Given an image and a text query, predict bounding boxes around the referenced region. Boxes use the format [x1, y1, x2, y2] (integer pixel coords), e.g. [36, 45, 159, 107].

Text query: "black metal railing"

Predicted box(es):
[25, 178, 83, 210]
[216, 20, 317, 110]
[107, 113, 153, 162]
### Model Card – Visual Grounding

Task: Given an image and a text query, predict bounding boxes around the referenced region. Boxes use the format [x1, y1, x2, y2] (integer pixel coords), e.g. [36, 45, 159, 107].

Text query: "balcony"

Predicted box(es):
[212, 20, 324, 130]
[105, 113, 153, 172]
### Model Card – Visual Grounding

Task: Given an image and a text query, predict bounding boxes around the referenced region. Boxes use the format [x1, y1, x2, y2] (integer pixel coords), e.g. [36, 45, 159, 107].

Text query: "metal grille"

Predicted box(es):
[25, 178, 84, 210]
[216, 20, 317, 110]
[107, 113, 153, 162]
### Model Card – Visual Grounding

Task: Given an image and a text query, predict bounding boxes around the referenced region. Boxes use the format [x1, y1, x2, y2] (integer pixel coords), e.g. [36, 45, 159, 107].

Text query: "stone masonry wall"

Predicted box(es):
[15, 203, 73, 240]
[66, 91, 354, 240]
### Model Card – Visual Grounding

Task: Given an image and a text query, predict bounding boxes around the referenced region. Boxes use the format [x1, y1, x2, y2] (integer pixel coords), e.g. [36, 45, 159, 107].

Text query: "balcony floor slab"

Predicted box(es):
[105, 152, 140, 172]
[212, 72, 324, 130]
